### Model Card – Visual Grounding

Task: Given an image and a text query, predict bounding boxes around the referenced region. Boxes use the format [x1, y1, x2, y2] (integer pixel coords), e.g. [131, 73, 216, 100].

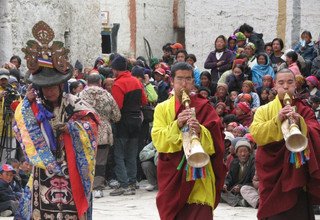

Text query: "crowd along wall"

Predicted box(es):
[185, 0, 320, 72]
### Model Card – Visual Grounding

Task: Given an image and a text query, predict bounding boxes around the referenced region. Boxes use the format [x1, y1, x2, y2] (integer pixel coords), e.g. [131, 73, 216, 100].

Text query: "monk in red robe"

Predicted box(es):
[152, 62, 226, 220]
[250, 69, 320, 220]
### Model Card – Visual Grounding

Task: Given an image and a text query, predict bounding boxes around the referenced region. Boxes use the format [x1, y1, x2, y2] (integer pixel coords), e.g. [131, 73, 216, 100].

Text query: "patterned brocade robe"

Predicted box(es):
[14, 93, 99, 220]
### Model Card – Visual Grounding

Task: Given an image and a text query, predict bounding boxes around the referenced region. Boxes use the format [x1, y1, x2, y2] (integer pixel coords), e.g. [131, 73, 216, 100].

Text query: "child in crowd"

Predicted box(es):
[215, 102, 227, 118]
[259, 88, 270, 106]
[256, 74, 273, 96]
[234, 102, 253, 127]
[226, 64, 245, 93]
[306, 75, 320, 97]
[268, 88, 277, 102]
[232, 125, 247, 138]
[0, 164, 19, 217]
[295, 75, 309, 100]
[236, 80, 260, 111]
[198, 86, 211, 100]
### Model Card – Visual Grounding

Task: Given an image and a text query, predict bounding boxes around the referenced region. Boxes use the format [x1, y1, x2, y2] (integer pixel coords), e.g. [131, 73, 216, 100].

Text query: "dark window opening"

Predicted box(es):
[102, 34, 111, 54]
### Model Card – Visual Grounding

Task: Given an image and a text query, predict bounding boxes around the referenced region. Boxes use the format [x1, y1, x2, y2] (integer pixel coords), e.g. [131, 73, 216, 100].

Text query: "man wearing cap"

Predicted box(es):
[170, 43, 184, 56]
[153, 67, 169, 103]
[14, 21, 99, 220]
[152, 62, 225, 219]
[0, 164, 19, 217]
[221, 139, 255, 207]
[110, 55, 147, 196]
[250, 69, 320, 219]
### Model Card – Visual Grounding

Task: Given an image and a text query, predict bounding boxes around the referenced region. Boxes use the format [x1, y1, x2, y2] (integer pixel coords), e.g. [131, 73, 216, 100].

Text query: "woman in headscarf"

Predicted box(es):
[306, 75, 320, 97]
[251, 53, 275, 88]
[244, 43, 257, 68]
[235, 80, 260, 111]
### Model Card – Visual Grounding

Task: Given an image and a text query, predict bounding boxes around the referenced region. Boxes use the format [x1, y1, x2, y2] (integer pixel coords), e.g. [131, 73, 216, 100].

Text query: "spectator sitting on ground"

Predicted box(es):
[0, 164, 19, 217]
[232, 125, 247, 138]
[139, 142, 158, 191]
[235, 102, 253, 127]
[268, 88, 277, 102]
[240, 170, 259, 209]
[19, 158, 31, 188]
[295, 75, 309, 100]
[306, 75, 320, 97]
[5, 159, 22, 199]
[259, 88, 270, 106]
[223, 131, 235, 164]
[215, 102, 228, 119]
[251, 53, 275, 88]
[235, 80, 260, 111]
[221, 140, 255, 207]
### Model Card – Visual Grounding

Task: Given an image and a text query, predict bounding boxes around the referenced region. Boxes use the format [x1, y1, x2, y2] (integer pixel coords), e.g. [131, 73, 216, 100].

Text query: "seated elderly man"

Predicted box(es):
[221, 139, 255, 207]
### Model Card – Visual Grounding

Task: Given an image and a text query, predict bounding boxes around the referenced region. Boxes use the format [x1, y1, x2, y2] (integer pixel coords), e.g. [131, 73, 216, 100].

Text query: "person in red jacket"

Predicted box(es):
[110, 55, 147, 196]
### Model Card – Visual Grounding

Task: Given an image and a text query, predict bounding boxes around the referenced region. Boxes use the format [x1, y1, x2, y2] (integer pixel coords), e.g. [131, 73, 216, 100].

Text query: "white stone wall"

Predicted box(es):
[185, 0, 320, 71]
[0, 0, 101, 71]
[135, 0, 174, 60]
[102, 0, 131, 56]
[103, 0, 174, 61]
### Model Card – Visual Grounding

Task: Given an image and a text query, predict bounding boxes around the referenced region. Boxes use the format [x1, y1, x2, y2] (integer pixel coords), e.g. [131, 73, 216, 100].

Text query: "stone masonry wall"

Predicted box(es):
[0, 0, 101, 72]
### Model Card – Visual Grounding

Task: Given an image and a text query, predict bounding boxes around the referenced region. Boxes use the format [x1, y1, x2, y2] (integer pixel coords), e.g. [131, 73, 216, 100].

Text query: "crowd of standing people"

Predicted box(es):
[0, 21, 320, 219]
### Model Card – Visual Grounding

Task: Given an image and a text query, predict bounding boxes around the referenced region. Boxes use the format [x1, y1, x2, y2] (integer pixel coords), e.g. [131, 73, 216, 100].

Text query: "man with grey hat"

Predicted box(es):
[221, 139, 255, 207]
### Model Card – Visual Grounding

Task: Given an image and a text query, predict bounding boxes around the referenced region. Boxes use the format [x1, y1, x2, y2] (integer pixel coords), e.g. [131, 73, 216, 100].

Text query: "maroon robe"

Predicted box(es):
[256, 100, 320, 219]
[156, 94, 226, 220]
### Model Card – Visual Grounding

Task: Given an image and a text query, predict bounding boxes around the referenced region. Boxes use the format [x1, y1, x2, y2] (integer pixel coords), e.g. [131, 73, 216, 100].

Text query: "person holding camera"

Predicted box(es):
[0, 68, 17, 162]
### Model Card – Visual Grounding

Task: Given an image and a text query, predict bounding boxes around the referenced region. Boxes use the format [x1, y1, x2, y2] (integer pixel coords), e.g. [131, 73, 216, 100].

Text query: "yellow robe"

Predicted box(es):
[151, 96, 216, 207]
[250, 95, 307, 146]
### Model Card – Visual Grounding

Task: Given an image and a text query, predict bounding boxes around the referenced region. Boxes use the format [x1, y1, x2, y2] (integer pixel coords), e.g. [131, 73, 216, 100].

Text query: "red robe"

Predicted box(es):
[156, 94, 226, 220]
[256, 100, 320, 219]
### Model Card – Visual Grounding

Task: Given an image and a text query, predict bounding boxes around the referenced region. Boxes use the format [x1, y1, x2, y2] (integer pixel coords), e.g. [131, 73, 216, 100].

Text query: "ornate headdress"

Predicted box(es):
[22, 21, 72, 86]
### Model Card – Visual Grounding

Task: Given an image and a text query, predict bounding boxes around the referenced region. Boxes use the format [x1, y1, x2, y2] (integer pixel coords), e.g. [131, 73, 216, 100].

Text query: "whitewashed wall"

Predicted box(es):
[135, 0, 174, 59]
[104, 0, 174, 60]
[0, 0, 101, 71]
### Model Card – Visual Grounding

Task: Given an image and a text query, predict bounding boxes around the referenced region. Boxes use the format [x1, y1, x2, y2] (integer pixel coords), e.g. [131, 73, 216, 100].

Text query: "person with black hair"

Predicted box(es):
[239, 23, 265, 54]
[294, 31, 316, 61]
[204, 35, 234, 84]
[162, 43, 174, 66]
[285, 51, 302, 75]
[200, 70, 216, 96]
[110, 55, 147, 196]
[176, 49, 188, 63]
[9, 56, 21, 70]
[270, 38, 285, 73]
[186, 54, 201, 86]
[264, 42, 273, 56]
[226, 64, 245, 93]
[152, 62, 225, 219]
